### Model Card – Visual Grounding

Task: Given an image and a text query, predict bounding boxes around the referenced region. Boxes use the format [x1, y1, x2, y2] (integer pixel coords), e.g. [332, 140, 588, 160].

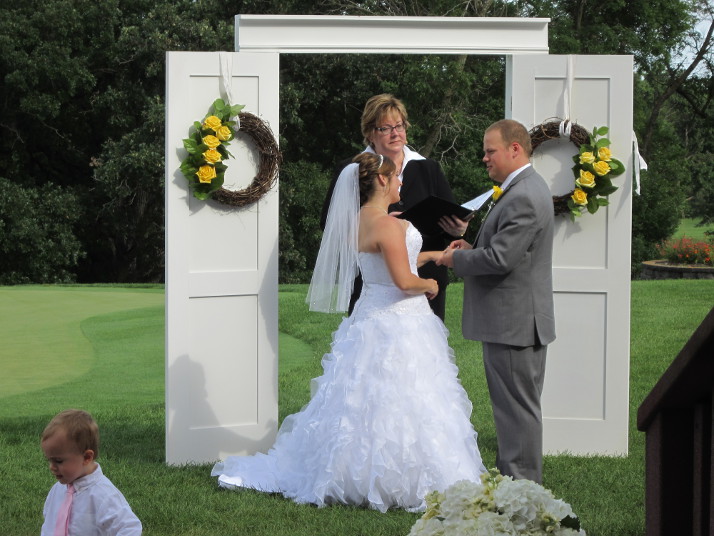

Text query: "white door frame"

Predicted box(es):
[166, 15, 633, 463]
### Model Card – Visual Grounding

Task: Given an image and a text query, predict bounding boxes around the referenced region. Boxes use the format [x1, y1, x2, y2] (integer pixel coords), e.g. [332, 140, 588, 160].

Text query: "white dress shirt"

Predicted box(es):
[500, 163, 532, 192]
[41, 463, 142, 536]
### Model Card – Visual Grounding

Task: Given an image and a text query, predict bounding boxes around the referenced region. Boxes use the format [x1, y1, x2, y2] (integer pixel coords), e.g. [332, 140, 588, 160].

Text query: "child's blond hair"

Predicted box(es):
[42, 409, 100, 457]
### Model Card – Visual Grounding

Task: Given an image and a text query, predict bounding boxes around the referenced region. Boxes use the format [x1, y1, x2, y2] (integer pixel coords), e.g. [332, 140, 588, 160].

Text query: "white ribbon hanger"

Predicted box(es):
[559, 55, 576, 138]
[631, 131, 647, 195]
[219, 52, 239, 130]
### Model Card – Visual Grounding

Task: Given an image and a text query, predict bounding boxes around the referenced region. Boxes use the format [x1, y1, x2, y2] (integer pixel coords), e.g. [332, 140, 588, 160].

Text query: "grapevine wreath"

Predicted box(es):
[180, 99, 281, 207]
[529, 120, 624, 219]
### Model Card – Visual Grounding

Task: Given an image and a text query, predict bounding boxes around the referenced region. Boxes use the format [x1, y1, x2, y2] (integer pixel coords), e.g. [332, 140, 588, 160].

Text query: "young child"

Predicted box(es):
[40, 409, 142, 535]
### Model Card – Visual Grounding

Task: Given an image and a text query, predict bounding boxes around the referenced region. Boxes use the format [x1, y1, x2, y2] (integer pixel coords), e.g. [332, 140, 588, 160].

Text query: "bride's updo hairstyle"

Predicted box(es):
[352, 152, 396, 206]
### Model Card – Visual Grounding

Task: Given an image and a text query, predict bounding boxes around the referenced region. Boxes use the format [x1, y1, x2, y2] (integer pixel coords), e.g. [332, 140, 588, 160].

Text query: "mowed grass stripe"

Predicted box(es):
[0, 286, 164, 399]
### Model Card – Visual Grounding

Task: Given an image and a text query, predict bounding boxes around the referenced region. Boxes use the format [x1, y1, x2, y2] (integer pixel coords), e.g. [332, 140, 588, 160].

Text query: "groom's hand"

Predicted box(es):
[437, 239, 471, 268]
[448, 239, 471, 250]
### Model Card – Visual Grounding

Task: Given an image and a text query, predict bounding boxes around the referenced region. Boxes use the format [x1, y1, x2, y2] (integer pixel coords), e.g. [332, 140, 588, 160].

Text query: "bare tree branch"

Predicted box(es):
[642, 17, 714, 157]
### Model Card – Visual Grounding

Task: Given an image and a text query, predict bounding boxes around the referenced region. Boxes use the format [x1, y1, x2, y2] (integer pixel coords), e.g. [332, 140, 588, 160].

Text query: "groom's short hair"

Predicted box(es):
[486, 119, 532, 157]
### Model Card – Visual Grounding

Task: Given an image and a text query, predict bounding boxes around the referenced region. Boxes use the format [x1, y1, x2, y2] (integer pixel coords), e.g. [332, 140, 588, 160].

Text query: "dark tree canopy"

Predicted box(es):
[0, 0, 711, 283]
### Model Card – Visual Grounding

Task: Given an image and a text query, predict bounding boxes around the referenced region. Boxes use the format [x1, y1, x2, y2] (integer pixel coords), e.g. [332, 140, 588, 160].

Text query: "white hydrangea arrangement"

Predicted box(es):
[408, 469, 586, 536]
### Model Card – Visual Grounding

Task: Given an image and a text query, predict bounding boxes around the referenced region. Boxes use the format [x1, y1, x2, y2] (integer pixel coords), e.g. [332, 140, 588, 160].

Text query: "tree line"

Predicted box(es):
[0, 0, 712, 284]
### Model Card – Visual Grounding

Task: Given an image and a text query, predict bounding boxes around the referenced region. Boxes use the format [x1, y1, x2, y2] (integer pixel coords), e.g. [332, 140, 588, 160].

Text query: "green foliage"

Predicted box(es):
[278, 161, 332, 283]
[522, 0, 696, 64]
[0, 179, 84, 284]
[0, 0, 711, 282]
[89, 96, 166, 282]
[631, 171, 683, 276]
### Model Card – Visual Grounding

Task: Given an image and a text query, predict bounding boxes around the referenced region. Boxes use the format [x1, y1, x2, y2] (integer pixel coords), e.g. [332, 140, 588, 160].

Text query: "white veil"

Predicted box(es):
[306, 163, 360, 313]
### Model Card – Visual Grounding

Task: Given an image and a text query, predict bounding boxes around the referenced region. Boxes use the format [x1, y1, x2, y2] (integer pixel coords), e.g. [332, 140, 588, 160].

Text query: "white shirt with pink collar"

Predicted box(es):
[41, 463, 142, 536]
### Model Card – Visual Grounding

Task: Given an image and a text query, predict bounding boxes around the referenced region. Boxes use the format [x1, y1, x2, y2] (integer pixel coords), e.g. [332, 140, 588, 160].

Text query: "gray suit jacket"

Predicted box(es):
[453, 165, 555, 347]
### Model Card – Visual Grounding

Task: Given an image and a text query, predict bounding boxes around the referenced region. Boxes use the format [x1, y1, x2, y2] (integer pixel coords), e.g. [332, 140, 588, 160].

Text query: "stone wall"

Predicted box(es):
[640, 260, 714, 280]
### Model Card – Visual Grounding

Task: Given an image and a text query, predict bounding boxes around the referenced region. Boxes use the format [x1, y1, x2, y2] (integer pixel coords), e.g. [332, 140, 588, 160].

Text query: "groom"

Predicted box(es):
[438, 119, 555, 483]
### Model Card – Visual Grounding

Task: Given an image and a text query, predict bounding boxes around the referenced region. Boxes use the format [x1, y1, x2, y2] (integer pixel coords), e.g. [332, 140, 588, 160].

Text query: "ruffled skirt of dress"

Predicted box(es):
[211, 294, 485, 512]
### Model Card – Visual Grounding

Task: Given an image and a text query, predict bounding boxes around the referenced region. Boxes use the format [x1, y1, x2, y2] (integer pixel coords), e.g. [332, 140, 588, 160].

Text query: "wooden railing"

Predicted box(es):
[637, 306, 714, 536]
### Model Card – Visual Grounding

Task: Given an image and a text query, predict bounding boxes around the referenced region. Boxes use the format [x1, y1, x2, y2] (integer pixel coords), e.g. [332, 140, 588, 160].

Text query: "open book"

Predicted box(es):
[397, 189, 494, 235]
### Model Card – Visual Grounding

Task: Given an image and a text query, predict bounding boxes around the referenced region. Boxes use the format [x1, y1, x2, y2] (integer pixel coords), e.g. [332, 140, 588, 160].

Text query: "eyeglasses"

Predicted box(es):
[374, 123, 406, 135]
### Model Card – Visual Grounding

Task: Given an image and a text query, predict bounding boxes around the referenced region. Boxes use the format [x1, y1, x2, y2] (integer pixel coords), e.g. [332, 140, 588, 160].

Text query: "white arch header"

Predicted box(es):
[235, 14, 550, 55]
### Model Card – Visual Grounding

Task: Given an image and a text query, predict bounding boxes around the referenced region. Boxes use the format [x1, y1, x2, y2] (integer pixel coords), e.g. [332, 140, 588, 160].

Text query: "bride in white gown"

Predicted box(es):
[211, 153, 485, 512]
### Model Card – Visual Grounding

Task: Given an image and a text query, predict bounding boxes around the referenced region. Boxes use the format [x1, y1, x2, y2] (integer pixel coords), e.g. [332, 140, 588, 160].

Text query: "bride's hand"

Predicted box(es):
[425, 279, 439, 300]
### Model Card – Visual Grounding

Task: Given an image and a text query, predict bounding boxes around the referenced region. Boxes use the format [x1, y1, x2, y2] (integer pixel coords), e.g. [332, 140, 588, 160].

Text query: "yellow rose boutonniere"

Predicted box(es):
[180, 98, 246, 201]
[566, 125, 625, 220]
[492, 185, 503, 201]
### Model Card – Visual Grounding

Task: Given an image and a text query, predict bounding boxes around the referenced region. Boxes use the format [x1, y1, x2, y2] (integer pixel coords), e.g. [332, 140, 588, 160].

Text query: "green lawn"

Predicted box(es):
[2, 281, 713, 535]
[673, 217, 714, 240]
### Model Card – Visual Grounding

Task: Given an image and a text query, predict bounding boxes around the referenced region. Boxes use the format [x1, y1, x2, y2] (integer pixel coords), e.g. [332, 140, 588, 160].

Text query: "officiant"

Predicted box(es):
[321, 93, 468, 320]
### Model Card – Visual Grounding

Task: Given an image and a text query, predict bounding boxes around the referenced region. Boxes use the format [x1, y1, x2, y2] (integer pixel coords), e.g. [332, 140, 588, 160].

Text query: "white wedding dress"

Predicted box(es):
[211, 223, 486, 512]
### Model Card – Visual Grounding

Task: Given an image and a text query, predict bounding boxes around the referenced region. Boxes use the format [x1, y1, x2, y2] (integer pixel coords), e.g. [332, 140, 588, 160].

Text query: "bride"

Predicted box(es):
[211, 152, 485, 512]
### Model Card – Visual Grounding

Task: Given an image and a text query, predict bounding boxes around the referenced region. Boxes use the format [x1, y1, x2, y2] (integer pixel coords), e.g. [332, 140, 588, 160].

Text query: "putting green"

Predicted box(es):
[1, 285, 317, 402]
[0, 286, 164, 399]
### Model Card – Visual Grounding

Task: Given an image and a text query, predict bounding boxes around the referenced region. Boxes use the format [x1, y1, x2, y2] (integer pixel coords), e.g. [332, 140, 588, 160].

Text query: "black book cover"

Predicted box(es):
[397, 196, 476, 236]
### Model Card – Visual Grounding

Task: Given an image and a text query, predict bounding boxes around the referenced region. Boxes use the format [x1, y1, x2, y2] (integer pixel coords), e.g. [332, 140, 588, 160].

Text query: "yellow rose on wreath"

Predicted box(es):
[196, 164, 217, 184]
[216, 125, 233, 142]
[597, 147, 612, 161]
[202, 135, 221, 149]
[576, 169, 596, 189]
[593, 160, 611, 176]
[571, 188, 588, 206]
[202, 115, 223, 132]
[579, 151, 595, 164]
[203, 148, 222, 164]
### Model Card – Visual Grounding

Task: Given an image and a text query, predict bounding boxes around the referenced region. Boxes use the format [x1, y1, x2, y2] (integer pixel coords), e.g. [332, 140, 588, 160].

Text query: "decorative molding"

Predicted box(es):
[235, 15, 550, 55]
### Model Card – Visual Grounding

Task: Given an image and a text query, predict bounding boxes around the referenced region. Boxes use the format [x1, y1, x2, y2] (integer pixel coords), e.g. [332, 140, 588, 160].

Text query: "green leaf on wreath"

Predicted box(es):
[180, 161, 197, 177]
[183, 138, 199, 154]
[598, 197, 610, 206]
[595, 138, 611, 149]
[598, 184, 619, 196]
[193, 189, 210, 200]
[230, 104, 246, 116]
[595, 126, 609, 136]
[586, 196, 599, 214]
[608, 158, 626, 176]
[193, 121, 202, 132]
[212, 98, 226, 114]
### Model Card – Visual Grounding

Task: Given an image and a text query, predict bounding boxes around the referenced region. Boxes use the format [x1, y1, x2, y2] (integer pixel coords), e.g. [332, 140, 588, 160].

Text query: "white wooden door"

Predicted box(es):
[165, 51, 279, 464]
[508, 54, 633, 455]
[506, 55, 633, 455]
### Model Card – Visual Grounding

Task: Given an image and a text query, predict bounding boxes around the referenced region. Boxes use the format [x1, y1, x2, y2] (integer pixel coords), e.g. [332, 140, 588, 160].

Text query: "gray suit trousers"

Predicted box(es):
[482, 342, 547, 483]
